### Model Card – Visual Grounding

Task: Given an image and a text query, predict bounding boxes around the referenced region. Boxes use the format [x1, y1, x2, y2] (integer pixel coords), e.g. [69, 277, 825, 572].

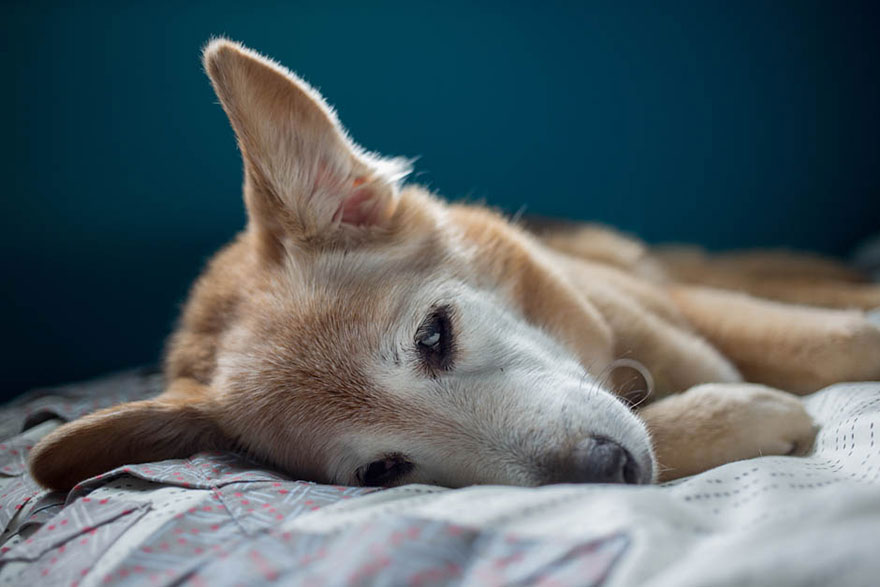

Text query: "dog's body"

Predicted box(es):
[30, 40, 880, 491]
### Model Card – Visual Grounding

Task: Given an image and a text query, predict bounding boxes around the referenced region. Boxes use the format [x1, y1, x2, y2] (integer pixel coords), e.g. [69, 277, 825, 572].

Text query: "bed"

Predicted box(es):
[1, 366, 879, 586]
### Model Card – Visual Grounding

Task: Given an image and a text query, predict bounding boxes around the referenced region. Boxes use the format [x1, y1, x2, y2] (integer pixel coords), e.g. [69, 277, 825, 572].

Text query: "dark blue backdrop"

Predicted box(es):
[3, 1, 879, 399]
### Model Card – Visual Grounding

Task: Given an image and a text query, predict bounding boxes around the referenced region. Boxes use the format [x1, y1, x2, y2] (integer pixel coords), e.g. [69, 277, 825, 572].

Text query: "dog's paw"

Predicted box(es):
[691, 383, 817, 459]
[643, 383, 818, 480]
[718, 384, 817, 456]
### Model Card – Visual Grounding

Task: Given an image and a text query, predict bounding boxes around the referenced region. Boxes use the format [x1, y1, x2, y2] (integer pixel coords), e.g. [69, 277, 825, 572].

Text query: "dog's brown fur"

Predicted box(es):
[29, 40, 880, 491]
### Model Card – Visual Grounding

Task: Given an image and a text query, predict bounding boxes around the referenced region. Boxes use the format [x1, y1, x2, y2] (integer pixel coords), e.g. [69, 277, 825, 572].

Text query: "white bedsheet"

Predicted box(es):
[282, 382, 880, 586]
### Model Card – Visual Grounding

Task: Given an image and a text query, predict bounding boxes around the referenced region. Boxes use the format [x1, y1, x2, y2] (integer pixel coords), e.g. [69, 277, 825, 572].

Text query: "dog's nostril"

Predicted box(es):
[562, 436, 645, 485]
[621, 450, 642, 485]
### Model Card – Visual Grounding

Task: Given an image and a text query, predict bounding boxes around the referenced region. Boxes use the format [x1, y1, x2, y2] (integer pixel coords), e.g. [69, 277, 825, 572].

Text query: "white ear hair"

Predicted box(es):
[203, 38, 411, 239]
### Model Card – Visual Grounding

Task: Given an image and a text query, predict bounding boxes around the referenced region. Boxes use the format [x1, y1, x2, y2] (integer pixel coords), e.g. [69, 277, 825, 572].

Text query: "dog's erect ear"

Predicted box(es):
[203, 38, 411, 246]
[28, 397, 229, 491]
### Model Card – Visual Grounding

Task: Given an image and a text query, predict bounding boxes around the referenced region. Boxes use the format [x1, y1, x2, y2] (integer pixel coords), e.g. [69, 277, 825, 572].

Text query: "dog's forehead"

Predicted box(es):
[274, 230, 455, 311]
[249, 246, 444, 362]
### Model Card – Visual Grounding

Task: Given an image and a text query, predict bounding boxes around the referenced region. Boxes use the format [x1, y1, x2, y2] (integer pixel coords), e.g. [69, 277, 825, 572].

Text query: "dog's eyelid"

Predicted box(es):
[414, 305, 455, 372]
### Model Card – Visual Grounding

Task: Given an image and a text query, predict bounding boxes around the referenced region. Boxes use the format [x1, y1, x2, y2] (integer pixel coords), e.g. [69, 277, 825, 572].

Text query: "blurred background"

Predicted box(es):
[2, 0, 879, 400]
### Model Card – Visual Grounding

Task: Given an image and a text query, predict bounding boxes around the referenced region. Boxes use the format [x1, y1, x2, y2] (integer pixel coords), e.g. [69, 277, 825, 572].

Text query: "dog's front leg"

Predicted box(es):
[638, 383, 817, 482]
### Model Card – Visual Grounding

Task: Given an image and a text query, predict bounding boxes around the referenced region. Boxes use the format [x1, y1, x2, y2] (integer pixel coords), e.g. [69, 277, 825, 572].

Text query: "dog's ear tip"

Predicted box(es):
[202, 37, 251, 73]
[203, 37, 239, 58]
[202, 38, 294, 91]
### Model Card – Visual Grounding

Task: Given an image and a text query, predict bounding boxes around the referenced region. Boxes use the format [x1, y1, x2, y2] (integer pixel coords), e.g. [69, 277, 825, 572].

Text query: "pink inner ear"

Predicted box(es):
[335, 184, 382, 226]
[339, 187, 379, 225]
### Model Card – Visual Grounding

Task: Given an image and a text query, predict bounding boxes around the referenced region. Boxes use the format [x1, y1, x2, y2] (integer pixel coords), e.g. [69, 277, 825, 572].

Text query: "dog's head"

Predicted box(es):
[30, 40, 654, 491]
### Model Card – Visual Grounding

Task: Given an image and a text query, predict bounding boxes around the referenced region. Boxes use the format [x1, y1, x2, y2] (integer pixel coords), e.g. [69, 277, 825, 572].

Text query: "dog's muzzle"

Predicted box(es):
[546, 435, 652, 485]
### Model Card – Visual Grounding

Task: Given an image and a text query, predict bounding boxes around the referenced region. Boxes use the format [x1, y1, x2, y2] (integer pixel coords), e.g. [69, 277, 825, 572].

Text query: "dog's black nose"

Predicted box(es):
[557, 436, 648, 485]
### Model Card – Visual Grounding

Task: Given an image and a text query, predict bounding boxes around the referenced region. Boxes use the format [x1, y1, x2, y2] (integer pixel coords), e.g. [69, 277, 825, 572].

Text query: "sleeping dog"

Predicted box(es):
[29, 40, 880, 491]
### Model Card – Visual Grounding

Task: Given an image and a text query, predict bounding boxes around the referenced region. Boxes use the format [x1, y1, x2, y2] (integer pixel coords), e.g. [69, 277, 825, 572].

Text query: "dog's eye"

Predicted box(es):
[415, 306, 454, 371]
[356, 454, 414, 487]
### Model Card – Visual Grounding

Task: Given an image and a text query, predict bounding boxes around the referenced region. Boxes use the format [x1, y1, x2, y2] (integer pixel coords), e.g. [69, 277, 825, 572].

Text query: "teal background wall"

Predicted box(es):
[2, 1, 879, 399]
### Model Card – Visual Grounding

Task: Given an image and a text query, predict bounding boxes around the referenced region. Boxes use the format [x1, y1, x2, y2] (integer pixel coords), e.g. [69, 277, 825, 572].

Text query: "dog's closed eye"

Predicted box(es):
[356, 454, 415, 487]
[416, 306, 454, 372]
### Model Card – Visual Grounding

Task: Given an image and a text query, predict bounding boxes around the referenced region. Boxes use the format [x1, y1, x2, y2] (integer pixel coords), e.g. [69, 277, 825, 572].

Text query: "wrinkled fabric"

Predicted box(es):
[1, 370, 879, 586]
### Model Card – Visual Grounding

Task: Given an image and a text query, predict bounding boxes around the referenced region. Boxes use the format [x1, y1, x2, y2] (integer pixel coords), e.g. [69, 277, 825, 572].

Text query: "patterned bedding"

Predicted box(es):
[1, 369, 879, 586]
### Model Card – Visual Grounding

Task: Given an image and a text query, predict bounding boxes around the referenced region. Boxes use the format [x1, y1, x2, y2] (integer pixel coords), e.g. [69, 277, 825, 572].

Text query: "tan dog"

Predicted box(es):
[29, 40, 880, 491]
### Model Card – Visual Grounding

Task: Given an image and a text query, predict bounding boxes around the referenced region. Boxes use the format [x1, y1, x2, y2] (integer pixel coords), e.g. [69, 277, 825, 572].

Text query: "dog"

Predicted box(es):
[29, 40, 880, 491]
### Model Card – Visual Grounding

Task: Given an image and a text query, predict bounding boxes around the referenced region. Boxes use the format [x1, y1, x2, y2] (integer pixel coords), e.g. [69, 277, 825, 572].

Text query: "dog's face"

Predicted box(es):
[215, 231, 653, 488]
[29, 40, 654, 491]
